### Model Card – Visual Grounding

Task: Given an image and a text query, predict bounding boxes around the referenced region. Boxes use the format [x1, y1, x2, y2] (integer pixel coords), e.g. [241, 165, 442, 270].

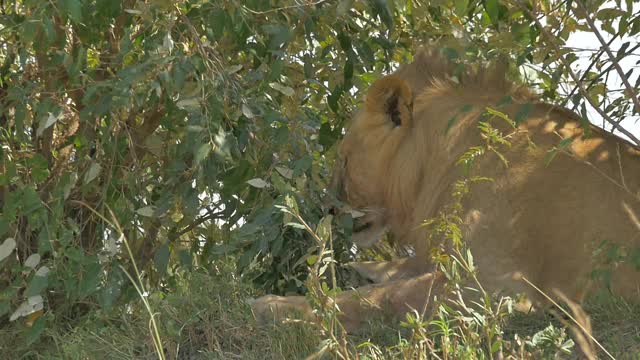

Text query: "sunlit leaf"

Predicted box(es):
[10, 296, 44, 321]
[275, 166, 293, 179]
[24, 254, 41, 269]
[36, 113, 58, 137]
[307, 255, 318, 265]
[83, 162, 101, 184]
[154, 242, 170, 275]
[247, 178, 270, 188]
[136, 206, 156, 217]
[0, 238, 16, 262]
[269, 82, 295, 97]
[242, 103, 255, 118]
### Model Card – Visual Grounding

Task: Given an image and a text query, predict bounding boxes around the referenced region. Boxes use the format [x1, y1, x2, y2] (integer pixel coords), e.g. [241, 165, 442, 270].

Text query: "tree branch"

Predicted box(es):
[573, 1, 640, 116]
[561, 33, 619, 107]
[517, 2, 640, 146]
[171, 207, 225, 241]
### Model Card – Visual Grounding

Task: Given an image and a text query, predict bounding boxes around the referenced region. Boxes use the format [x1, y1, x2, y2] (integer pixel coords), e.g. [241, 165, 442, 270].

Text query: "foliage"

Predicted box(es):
[0, 0, 639, 357]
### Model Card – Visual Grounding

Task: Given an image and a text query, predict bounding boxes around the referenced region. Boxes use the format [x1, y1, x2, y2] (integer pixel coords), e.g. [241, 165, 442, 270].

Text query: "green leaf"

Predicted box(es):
[83, 162, 101, 184]
[0, 238, 16, 262]
[337, 30, 352, 51]
[328, 84, 344, 112]
[194, 143, 212, 164]
[491, 340, 502, 354]
[25, 316, 46, 345]
[176, 98, 201, 109]
[262, 24, 292, 49]
[36, 113, 58, 137]
[303, 55, 314, 78]
[28, 154, 50, 184]
[58, 0, 83, 23]
[21, 21, 38, 45]
[99, 267, 124, 311]
[21, 187, 43, 214]
[136, 206, 156, 217]
[337, 0, 353, 17]
[178, 249, 192, 268]
[514, 103, 533, 124]
[0, 301, 10, 317]
[25, 273, 49, 297]
[596, 8, 625, 21]
[10, 296, 43, 322]
[442, 47, 459, 60]
[316, 215, 333, 243]
[275, 166, 293, 180]
[445, 115, 458, 134]
[154, 243, 170, 275]
[445, 104, 472, 134]
[344, 57, 354, 85]
[24, 254, 41, 269]
[370, 0, 393, 29]
[247, 178, 270, 188]
[454, 0, 468, 16]
[284, 195, 299, 214]
[558, 137, 574, 149]
[78, 262, 101, 299]
[319, 122, 339, 148]
[269, 59, 284, 81]
[485, 0, 499, 24]
[579, 103, 592, 137]
[485, 107, 515, 127]
[307, 255, 318, 265]
[269, 83, 295, 97]
[544, 148, 558, 166]
[496, 95, 513, 107]
[241, 104, 254, 119]
[284, 222, 306, 230]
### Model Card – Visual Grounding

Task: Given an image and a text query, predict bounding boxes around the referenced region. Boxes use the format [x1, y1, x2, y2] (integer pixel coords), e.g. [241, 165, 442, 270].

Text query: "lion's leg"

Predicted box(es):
[348, 256, 433, 283]
[251, 272, 443, 333]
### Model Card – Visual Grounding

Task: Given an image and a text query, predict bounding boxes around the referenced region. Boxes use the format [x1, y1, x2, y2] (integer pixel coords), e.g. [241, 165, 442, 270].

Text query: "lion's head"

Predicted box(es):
[330, 47, 523, 249]
[330, 75, 415, 247]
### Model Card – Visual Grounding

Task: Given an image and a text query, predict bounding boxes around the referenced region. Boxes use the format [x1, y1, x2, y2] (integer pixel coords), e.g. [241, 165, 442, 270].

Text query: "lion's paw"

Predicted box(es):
[250, 294, 312, 326]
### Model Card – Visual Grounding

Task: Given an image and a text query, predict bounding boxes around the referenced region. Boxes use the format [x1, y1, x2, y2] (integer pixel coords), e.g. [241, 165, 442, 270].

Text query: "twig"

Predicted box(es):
[574, 1, 640, 116]
[517, 2, 640, 146]
[171, 206, 223, 240]
[242, 0, 331, 15]
[616, 143, 627, 190]
[561, 34, 619, 107]
[557, 147, 639, 201]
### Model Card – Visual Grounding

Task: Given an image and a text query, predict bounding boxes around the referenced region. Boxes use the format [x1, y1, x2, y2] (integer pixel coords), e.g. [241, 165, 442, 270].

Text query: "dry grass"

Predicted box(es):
[2, 263, 638, 359]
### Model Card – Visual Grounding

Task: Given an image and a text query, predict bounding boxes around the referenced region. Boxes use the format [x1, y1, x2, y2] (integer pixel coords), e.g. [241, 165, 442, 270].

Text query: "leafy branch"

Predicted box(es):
[573, 1, 640, 116]
[516, 1, 640, 146]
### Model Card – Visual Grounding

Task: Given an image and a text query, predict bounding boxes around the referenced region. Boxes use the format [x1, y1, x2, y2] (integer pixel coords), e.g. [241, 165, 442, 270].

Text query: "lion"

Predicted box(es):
[251, 47, 640, 333]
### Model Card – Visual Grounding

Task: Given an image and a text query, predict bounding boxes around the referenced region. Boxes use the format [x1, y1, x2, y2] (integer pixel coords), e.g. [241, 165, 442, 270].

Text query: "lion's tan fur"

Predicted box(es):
[252, 48, 640, 332]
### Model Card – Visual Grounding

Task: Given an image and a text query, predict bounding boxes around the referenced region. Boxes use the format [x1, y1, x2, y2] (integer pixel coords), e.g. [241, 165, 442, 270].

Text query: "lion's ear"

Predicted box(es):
[365, 75, 413, 127]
